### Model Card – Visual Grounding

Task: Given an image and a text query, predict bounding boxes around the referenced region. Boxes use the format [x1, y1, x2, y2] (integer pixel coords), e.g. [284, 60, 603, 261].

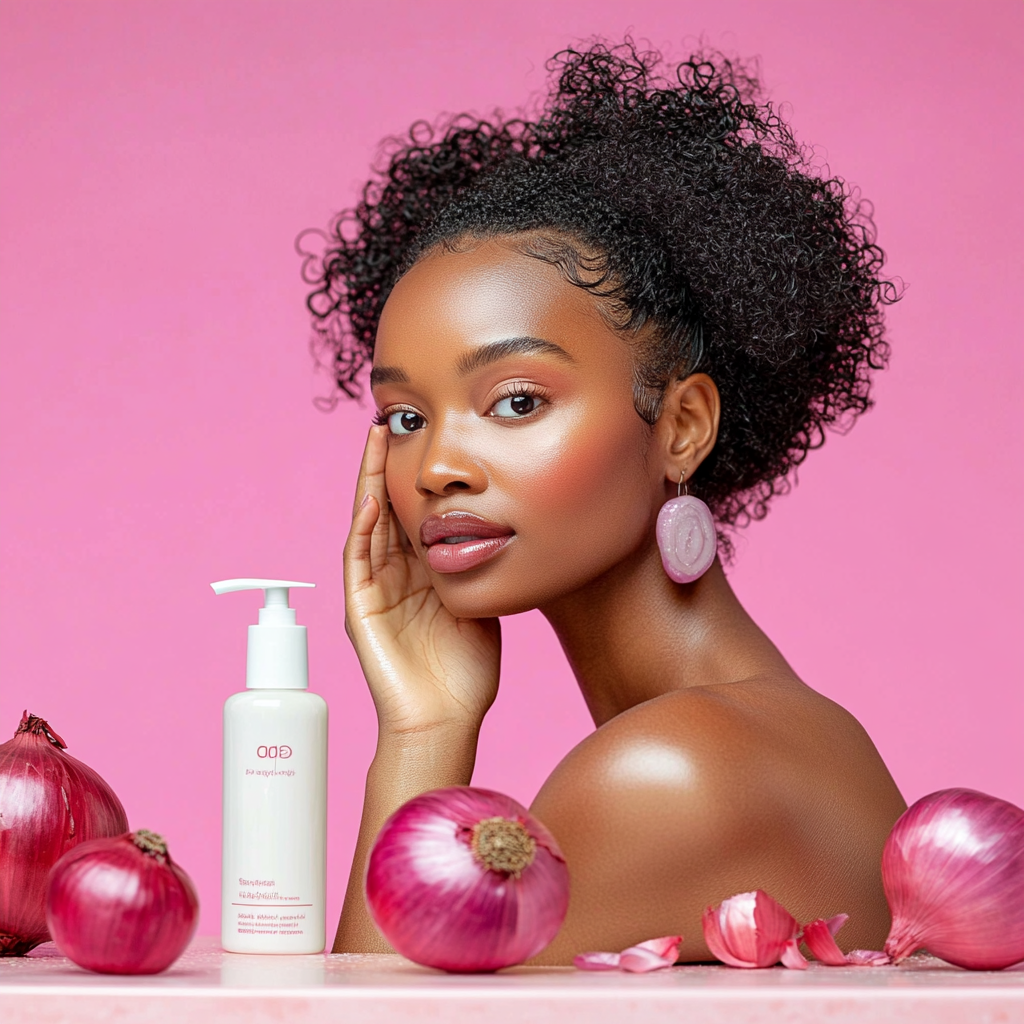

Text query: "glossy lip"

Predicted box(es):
[420, 512, 515, 574]
[420, 511, 513, 546]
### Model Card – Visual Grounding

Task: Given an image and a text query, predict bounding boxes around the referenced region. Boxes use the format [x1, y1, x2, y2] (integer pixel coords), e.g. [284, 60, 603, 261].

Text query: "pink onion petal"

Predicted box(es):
[619, 946, 675, 972]
[702, 891, 803, 969]
[633, 935, 683, 961]
[752, 890, 801, 964]
[848, 949, 892, 966]
[803, 918, 852, 966]
[702, 905, 757, 967]
[802, 917, 891, 967]
[722, 891, 763, 964]
[702, 890, 801, 969]
[620, 938, 682, 973]
[780, 938, 809, 970]
[573, 950, 622, 971]
[573, 936, 682, 973]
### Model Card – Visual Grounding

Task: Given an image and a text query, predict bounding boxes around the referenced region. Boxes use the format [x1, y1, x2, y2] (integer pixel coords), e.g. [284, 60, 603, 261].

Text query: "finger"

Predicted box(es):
[369, 494, 394, 577]
[352, 424, 397, 575]
[368, 471, 396, 578]
[344, 492, 381, 592]
[352, 424, 389, 519]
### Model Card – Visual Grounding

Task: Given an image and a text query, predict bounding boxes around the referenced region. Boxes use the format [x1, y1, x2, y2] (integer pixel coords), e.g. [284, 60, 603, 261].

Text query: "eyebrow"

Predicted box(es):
[456, 336, 574, 375]
[369, 335, 574, 389]
[369, 365, 410, 387]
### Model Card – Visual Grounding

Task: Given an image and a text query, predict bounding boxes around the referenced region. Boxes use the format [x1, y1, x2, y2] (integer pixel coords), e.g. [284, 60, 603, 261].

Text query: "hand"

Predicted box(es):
[344, 425, 501, 738]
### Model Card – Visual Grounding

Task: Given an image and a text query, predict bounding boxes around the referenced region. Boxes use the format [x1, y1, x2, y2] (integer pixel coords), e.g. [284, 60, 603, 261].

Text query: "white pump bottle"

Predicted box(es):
[212, 579, 327, 954]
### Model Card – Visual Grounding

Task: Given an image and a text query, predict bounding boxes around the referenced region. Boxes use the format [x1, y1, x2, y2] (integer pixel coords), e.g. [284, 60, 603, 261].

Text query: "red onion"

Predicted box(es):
[0, 712, 128, 955]
[882, 788, 1024, 969]
[366, 786, 570, 972]
[47, 829, 199, 974]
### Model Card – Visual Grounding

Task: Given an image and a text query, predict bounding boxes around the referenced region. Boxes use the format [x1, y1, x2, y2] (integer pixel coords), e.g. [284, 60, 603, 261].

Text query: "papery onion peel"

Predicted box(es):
[575, 934, 682, 972]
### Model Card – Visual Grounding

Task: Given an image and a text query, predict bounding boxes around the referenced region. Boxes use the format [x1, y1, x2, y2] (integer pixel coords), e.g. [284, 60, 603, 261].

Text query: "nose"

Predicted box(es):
[416, 417, 488, 497]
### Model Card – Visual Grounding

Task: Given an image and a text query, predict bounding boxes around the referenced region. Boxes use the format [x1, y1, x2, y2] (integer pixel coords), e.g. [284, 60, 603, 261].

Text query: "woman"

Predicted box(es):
[304, 41, 906, 962]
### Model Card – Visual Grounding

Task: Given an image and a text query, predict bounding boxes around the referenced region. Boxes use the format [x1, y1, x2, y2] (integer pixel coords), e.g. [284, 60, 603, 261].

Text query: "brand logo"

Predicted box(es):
[256, 745, 292, 759]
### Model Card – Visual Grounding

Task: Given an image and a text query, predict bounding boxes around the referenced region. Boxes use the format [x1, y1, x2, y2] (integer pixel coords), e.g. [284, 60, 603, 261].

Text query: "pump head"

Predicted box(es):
[211, 578, 316, 689]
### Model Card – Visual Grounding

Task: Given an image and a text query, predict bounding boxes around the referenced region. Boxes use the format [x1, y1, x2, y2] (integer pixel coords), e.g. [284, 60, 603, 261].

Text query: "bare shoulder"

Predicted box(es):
[530, 679, 905, 963]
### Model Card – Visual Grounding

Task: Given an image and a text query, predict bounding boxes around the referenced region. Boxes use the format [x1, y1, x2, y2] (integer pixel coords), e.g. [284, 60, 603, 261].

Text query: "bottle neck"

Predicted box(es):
[246, 623, 308, 689]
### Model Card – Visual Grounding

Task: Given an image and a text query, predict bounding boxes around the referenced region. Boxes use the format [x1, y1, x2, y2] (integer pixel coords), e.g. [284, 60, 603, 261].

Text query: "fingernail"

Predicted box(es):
[359, 493, 372, 510]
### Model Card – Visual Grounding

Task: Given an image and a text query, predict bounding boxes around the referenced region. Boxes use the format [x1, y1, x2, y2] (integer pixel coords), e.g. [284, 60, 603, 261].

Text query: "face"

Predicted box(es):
[371, 236, 665, 618]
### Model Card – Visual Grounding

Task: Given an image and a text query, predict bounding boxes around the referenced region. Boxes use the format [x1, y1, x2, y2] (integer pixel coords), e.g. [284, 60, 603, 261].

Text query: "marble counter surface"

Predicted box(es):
[2, 936, 1022, 1023]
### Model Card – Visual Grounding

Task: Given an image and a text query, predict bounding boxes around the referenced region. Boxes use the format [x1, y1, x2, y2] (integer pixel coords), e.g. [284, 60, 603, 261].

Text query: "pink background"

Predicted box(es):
[1, 1, 1021, 937]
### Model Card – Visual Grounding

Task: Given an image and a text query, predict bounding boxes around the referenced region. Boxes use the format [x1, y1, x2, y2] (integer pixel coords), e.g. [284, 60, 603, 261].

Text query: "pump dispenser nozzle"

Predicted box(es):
[211, 579, 316, 689]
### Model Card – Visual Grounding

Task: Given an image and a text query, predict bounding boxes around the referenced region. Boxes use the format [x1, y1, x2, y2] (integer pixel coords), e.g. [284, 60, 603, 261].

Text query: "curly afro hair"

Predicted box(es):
[301, 40, 897, 546]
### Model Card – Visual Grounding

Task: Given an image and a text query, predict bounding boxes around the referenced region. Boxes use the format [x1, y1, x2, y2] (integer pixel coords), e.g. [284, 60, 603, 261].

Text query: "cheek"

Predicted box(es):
[502, 403, 654, 537]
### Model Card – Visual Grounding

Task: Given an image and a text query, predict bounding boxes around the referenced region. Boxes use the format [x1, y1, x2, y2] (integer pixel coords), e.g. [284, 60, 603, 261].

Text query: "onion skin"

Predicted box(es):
[701, 890, 807, 969]
[46, 830, 199, 974]
[883, 788, 1024, 970]
[0, 712, 128, 955]
[366, 786, 570, 972]
[575, 935, 683, 972]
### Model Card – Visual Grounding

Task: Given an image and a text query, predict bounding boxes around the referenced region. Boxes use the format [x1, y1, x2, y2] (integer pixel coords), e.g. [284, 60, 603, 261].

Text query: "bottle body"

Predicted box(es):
[221, 689, 327, 953]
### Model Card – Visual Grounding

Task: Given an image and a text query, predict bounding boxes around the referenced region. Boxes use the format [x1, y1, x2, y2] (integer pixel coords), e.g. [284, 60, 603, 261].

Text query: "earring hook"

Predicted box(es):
[678, 471, 688, 498]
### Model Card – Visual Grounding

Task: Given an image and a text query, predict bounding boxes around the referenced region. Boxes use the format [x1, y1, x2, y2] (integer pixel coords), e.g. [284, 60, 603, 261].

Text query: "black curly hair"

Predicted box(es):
[301, 40, 897, 546]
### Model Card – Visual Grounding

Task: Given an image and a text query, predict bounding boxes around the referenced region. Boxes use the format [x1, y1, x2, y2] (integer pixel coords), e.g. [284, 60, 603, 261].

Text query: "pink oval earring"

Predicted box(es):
[656, 472, 717, 584]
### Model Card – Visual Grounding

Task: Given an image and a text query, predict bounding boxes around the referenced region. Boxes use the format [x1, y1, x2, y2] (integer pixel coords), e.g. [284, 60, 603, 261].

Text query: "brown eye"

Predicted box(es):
[387, 410, 425, 435]
[492, 393, 541, 418]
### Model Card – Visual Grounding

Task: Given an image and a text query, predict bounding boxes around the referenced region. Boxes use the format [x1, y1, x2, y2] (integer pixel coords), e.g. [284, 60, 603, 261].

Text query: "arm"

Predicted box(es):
[334, 427, 501, 952]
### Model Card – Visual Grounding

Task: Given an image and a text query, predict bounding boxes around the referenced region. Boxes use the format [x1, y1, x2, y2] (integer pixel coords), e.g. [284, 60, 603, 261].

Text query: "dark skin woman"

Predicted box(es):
[303, 42, 907, 963]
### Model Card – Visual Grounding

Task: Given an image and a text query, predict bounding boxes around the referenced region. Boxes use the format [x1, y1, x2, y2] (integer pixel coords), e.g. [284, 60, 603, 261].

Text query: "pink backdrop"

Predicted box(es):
[1, 0, 1021, 937]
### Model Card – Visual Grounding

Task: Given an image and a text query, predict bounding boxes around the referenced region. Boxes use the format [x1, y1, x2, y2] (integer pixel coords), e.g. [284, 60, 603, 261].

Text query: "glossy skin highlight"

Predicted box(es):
[338, 236, 906, 962]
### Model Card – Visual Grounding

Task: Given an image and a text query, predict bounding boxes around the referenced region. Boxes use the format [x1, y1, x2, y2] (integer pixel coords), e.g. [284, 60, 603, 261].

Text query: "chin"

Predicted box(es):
[431, 578, 542, 619]
[428, 553, 606, 619]
[428, 559, 575, 618]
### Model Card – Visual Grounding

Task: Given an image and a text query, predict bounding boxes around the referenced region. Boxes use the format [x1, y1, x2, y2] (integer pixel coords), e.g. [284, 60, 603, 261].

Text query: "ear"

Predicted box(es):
[653, 373, 720, 486]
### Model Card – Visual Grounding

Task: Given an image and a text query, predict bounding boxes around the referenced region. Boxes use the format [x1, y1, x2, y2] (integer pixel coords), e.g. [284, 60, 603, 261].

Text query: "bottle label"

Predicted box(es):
[231, 876, 310, 937]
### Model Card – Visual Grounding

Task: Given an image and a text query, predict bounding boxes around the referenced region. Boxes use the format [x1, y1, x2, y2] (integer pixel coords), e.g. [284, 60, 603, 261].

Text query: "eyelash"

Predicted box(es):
[489, 381, 550, 413]
[373, 382, 551, 429]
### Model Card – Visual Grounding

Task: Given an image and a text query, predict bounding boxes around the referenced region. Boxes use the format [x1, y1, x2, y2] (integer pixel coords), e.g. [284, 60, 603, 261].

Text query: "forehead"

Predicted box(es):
[374, 238, 616, 364]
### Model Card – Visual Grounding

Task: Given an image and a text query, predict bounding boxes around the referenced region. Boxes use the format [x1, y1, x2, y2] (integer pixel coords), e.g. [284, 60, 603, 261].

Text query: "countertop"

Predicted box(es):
[2, 936, 1023, 1023]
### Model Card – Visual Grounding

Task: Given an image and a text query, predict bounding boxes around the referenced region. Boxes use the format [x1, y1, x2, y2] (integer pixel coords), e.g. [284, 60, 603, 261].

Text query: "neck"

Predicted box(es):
[539, 543, 795, 726]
